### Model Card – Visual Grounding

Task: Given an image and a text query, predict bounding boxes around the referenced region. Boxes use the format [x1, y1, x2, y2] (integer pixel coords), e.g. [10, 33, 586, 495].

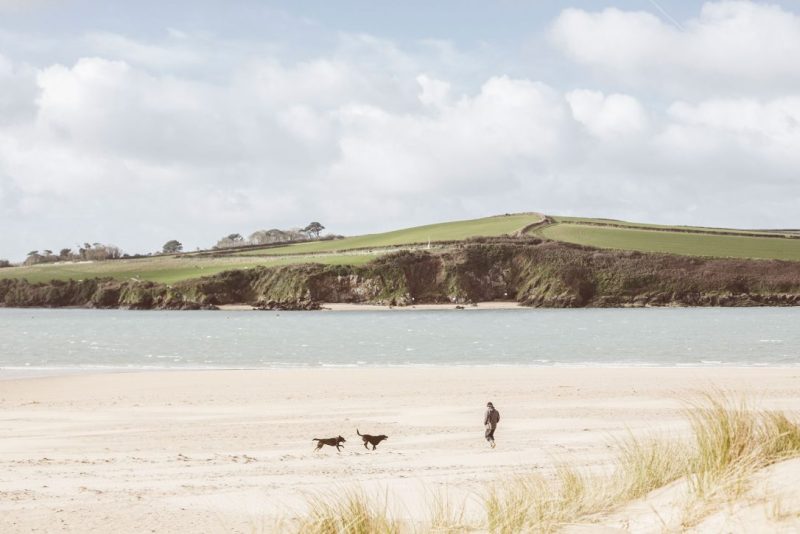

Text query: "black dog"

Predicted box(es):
[313, 435, 346, 451]
[357, 429, 388, 450]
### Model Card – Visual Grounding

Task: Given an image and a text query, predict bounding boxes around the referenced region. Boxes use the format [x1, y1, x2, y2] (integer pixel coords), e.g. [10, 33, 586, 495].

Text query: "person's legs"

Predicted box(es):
[486, 426, 496, 447]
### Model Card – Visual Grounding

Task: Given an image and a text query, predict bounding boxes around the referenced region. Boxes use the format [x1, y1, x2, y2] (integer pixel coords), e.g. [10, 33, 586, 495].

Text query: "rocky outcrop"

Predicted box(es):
[2, 238, 800, 309]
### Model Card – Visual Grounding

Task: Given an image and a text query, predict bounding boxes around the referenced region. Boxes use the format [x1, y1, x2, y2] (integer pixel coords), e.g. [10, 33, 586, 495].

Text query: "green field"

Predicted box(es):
[0, 253, 377, 284]
[233, 213, 541, 256]
[549, 216, 797, 237]
[7, 211, 798, 284]
[537, 223, 800, 261]
[1, 213, 540, 283]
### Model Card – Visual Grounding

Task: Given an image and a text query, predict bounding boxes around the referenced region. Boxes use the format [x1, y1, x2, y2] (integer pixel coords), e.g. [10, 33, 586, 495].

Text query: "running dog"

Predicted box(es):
[357, 429, 388, 450]
[313, 435, 346, 451]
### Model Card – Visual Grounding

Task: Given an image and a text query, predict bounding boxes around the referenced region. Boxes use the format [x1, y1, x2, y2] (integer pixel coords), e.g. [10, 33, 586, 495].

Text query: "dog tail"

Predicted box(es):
[312, 438, 319, 441]
[357, 429, 362, 436]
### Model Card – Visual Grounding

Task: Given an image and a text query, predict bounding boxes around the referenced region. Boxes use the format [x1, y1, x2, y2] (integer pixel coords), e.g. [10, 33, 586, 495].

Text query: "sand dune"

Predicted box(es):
[1, 367, 800, 532]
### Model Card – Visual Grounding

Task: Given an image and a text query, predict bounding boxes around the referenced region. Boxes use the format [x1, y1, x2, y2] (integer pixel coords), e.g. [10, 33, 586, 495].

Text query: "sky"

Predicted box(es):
[2, 1, 800, 260]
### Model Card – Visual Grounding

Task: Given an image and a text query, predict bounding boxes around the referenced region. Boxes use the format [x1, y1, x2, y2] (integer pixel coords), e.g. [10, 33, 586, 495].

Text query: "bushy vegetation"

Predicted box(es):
[23, 243, 123, 266]
[216, 221, 330, 249]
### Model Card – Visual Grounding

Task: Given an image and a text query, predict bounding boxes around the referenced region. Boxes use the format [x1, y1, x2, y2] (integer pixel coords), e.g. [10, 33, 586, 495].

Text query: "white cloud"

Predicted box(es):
[2, 3, 800, 260]
[0, 52, 37, 124]
[551, 2, 800, 95]
[566, 90, 647, 139]
[416, 74, 451, 107]
[84, 32, 203, 70]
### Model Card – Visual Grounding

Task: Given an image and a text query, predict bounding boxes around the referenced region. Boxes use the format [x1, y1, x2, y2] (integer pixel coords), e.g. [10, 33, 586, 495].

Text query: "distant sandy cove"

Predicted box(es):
[2, 367, 800, 532]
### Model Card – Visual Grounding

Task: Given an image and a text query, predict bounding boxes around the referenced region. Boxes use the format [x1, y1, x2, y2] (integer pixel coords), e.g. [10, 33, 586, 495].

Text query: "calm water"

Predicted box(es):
[0, 307, 798, 374]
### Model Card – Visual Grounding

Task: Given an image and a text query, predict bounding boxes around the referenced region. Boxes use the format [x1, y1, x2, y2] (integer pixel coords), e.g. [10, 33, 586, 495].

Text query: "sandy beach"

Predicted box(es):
[2, 367, 800, 532]
[216, 301, 523, 311]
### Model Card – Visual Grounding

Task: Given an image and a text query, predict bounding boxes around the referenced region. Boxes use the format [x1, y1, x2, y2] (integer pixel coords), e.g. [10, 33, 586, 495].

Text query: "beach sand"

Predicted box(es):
[216, 301, 522, 311]
[2, 367, 800, 532]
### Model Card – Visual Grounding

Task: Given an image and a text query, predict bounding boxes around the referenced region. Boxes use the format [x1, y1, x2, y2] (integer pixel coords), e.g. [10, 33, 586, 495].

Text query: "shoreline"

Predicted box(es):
[5, 361, 800, 381]
[216, 300, 523, 311]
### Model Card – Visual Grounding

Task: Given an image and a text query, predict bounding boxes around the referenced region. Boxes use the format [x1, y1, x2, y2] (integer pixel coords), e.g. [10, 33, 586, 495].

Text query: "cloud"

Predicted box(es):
[566, 90, 648, 139]
[84, 32, 203, 70]
[2, 4, 800, 260]
[550, 2, 800, 95]
[0, 52, 37, 124]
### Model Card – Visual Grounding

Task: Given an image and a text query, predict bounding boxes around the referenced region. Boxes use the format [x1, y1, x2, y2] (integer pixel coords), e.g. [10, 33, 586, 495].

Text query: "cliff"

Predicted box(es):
[2, 238, 800, 309]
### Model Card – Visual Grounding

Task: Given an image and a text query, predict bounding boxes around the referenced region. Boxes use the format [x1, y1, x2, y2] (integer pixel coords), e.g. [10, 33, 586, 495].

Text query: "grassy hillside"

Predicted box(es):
[0, 214, 540, 284]
[0, 253, 377, 284]
[536, 221, 800, 261]
[232, 213, 542, 256]
[550, 216, 798, 237]
[5, 211, 800, 286]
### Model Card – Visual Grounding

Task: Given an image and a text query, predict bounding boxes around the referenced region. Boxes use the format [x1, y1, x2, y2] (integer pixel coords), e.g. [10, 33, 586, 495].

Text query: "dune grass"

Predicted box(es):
[486, 394, 800, 532]
[292, 394, 800, 533]
[231, 214, 542, 257]
[537, 222, 800, 261]
[485, 437, 690, 533]
[295, 489, 401, 534]
[686, 394, 800, 498]
[426, 488, 472, 533]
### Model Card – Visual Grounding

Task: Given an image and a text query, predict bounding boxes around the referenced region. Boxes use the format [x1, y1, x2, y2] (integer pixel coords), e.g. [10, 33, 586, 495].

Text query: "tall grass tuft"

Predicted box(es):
[612, 433, 690, 502]
[686, 393, 800, 499]
[485, 437, 689, 533]
[427, 488, 473, 533]
[297, 489, 400, 534]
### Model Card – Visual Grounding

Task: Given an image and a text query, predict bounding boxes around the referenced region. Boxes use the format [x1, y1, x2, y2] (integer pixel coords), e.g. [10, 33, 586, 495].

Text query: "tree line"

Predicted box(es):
[213, 222, 329, 249]
[0, 222, 331, 267]
[23, 243, 124, 266]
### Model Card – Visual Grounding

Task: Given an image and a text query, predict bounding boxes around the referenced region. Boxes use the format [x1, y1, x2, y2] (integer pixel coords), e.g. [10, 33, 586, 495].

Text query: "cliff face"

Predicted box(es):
[2, 238, 800, 309]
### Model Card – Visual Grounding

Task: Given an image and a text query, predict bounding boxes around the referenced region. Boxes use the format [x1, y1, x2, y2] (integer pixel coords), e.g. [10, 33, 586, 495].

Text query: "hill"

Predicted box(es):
[3, 238, 800, 310]
[530, 216, 800, 261]
[0, 213, 542, 284]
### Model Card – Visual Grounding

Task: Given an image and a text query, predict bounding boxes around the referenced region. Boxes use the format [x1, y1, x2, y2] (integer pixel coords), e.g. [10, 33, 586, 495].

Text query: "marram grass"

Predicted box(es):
[296, 488, 400, 534]
[291, 393, 800, 533]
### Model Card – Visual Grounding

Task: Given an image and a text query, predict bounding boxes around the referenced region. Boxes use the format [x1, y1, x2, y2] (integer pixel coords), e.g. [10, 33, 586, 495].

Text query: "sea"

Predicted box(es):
[0, 307, 798, 377]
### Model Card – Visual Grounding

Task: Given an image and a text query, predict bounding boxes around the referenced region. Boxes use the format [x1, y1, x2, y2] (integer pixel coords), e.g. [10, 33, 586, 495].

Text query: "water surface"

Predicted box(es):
[0, 307, 797, 374]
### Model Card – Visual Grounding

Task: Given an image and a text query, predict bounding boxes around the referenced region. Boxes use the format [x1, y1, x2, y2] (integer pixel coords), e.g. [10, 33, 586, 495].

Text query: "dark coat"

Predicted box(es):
[484, 407, 500, 428]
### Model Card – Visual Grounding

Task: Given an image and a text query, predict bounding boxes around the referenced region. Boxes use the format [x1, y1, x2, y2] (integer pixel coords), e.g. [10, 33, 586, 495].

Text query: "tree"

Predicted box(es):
[24, 252, 43, 265]
[214, 233, 245, 249]
[304, 222, 325, 239]
[0, 259, 10, 268]
[59, 248, 72, 259]
[162, 240, 183, 254]
[43, 249, 53, 256]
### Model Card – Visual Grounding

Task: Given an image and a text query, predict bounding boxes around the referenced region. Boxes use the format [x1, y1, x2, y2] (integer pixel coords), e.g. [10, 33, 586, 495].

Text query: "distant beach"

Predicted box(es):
[216, 301, 522, 311]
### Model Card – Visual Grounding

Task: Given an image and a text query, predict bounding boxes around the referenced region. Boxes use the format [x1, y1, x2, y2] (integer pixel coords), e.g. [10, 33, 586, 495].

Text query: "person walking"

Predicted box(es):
[484, 401, 500, 448]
